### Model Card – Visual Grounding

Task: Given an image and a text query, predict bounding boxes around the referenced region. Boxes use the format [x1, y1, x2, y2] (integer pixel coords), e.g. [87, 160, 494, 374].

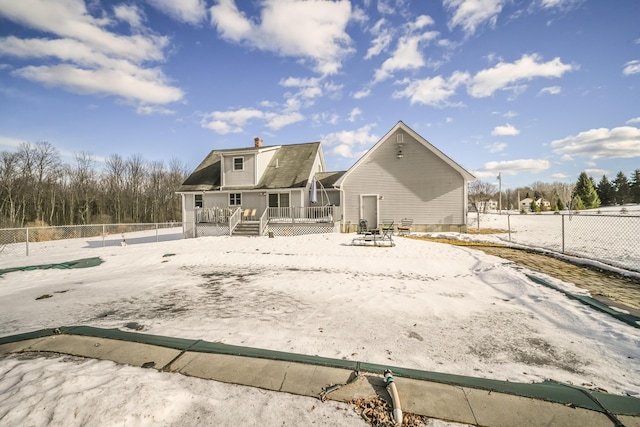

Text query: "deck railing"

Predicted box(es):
[195, 207, 234, 223]
[228, 208, 242, 235]
[196, 206, 338, 224]
[267, 206, 337, 223]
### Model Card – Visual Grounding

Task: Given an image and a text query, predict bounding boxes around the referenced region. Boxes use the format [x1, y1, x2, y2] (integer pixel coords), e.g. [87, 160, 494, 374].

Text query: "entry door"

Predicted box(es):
[361, 195, 378, 230]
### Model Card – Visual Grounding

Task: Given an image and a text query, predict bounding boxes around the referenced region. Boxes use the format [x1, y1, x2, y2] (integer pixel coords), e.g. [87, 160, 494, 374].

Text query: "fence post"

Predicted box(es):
[507, 214, 511, 242]
[102, 224, 105, 247]
[561, 214, 565, 254]
[156, 223, 159, 242]
[26, 228, 29, 256]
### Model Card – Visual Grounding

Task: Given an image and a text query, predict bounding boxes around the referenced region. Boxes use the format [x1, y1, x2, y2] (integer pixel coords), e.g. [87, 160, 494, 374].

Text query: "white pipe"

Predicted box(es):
[384, 370, 403, 424]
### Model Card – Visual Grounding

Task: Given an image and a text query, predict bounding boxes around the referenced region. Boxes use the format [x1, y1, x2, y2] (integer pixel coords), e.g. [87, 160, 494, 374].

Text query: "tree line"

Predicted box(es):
[469, 169, 640, 213]
[0, 141, 189, 228]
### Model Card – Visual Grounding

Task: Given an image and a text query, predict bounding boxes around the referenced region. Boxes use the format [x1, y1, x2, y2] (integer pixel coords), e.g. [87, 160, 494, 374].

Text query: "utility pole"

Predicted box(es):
[497, 172, 502, 214]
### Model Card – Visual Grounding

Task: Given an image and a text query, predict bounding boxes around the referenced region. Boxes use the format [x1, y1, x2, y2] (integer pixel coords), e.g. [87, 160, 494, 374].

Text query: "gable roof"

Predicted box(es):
[177, 142, 322, 192]
[334, 121, 475, 187]
[315, 171, 346, 188]
[256, 142, 321, 189]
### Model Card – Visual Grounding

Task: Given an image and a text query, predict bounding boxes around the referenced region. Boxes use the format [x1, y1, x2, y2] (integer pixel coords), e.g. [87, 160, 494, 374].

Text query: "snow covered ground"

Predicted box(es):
[1, 216, 639, 426]
[469, 206, 640, 273]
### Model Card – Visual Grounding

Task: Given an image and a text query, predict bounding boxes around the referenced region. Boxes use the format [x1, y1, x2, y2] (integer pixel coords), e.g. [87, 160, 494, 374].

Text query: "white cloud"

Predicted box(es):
[364, 19, 392, 60]
[539, 85, 561, 95]
[210, 0, 354, 75]
[468, 53, 575, 98]
[444, 0, 504, 36]
[584, 168, 609, 178]
[623, 60, 640, 76]
[146, 0, 207, 25]
[200, 103, 306, 134]
[476, 159, 551, 175]
[393, 71, 470, 106]
[136, 105, 176, 115]
[265, 111, 304, 130]
[322, 124, 379, 158]
[540, 0, 583, 11]
[372, 15, 438, 82]
[0, 0, 167, 61]
[376, 0, 397, 15]
[348, 108, 362, 122]
[0, 135, 25, 150]
[113, 4, 145, 29]
[312, 112, 339, 126]
[551, 126, 640, 160]
[550, 172, 569, 180]
[15, 64, 183, 104]
[279, 76, 323, 99]
[627, 117, 640, 124]
[491, 123, 520, 136]
[352, 88, 371, 99]
[485, 142, 507, 153]
[201, 108, 265, 134]
[0, 0, 183, 111]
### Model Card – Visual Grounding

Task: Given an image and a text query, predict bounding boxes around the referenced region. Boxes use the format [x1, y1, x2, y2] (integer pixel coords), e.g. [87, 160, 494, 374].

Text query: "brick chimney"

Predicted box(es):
[254, 137, 263, 148]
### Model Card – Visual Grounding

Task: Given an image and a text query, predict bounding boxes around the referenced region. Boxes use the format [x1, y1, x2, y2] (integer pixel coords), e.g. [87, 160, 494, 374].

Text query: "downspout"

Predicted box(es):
[338, 186, 346, 232]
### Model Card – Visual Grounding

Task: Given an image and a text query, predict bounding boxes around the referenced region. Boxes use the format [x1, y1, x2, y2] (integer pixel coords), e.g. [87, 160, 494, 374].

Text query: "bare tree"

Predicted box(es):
[104, 154, 126, 223]
[468, 180, 497, 213]
[70, 152, 97, 224]
[0, 151, 21, 226]
[125, 154, 146, 222]
[468, 180, 496, 233]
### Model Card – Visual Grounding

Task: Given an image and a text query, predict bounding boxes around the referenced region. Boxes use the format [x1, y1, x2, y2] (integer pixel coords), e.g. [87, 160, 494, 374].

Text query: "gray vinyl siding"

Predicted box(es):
[203, 193, 229, 208]
[223, 154, 256, 187]
[342, 131, 466, 226]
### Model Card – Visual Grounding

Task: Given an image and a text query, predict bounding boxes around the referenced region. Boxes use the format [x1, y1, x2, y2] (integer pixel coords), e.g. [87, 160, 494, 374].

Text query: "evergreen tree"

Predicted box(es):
[573, 171, 600, 209]
[596, 175, 615, 206]
[573, 195, 585, 210]
[630, 169, 640, 204]
[613, 171, 630, 205]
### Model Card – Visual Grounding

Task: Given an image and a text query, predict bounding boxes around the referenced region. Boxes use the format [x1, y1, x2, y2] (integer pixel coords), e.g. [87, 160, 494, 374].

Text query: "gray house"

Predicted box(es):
[177, 138, 341, 237]
[335, 121, 475, 233]
[177, 121, 474, 237]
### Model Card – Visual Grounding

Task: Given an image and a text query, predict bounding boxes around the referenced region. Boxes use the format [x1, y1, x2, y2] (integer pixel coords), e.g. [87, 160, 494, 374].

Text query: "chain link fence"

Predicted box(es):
[0, 223, 184, 258]
[471, 212, 640, 272]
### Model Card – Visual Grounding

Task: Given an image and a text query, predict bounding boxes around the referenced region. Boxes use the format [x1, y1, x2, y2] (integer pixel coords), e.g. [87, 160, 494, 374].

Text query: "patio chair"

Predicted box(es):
[381, 219, 395, 235]
[377, 220, 395, 246]
[242, 209, 250, 221]
[250, 208, 257, 220]
[397, 218, 413, 236]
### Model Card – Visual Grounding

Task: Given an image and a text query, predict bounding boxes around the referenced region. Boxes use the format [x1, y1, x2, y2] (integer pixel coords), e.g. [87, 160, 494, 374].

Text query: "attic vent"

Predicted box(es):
[396, 133, 404, 145]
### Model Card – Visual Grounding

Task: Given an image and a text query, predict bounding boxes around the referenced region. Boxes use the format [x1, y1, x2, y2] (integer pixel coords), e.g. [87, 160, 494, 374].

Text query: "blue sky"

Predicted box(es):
[0, 0, 639, 189]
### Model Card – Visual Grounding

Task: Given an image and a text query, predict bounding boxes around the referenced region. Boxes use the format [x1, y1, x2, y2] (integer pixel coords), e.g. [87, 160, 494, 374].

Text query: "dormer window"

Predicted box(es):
[233, 157, 244, 171]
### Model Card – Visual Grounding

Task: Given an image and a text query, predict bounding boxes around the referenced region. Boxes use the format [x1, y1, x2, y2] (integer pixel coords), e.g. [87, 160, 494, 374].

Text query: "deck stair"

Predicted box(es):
[232, 221, 262, 237]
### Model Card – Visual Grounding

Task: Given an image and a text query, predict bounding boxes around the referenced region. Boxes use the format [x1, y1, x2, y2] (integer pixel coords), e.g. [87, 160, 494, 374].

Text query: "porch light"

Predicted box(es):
[397, 150, 403, 159]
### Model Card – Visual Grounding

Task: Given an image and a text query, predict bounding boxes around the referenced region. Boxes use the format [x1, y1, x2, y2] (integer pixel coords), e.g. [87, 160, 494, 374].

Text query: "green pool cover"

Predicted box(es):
[1, 326, 638, 418]
[0, 257, 103, 276]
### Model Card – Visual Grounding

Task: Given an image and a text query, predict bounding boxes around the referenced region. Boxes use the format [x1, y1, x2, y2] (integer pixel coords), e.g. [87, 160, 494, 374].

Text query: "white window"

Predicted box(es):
[229, 193, 241, 206]
[195, 194, 203, 208]
[233, 157, 244, 171]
